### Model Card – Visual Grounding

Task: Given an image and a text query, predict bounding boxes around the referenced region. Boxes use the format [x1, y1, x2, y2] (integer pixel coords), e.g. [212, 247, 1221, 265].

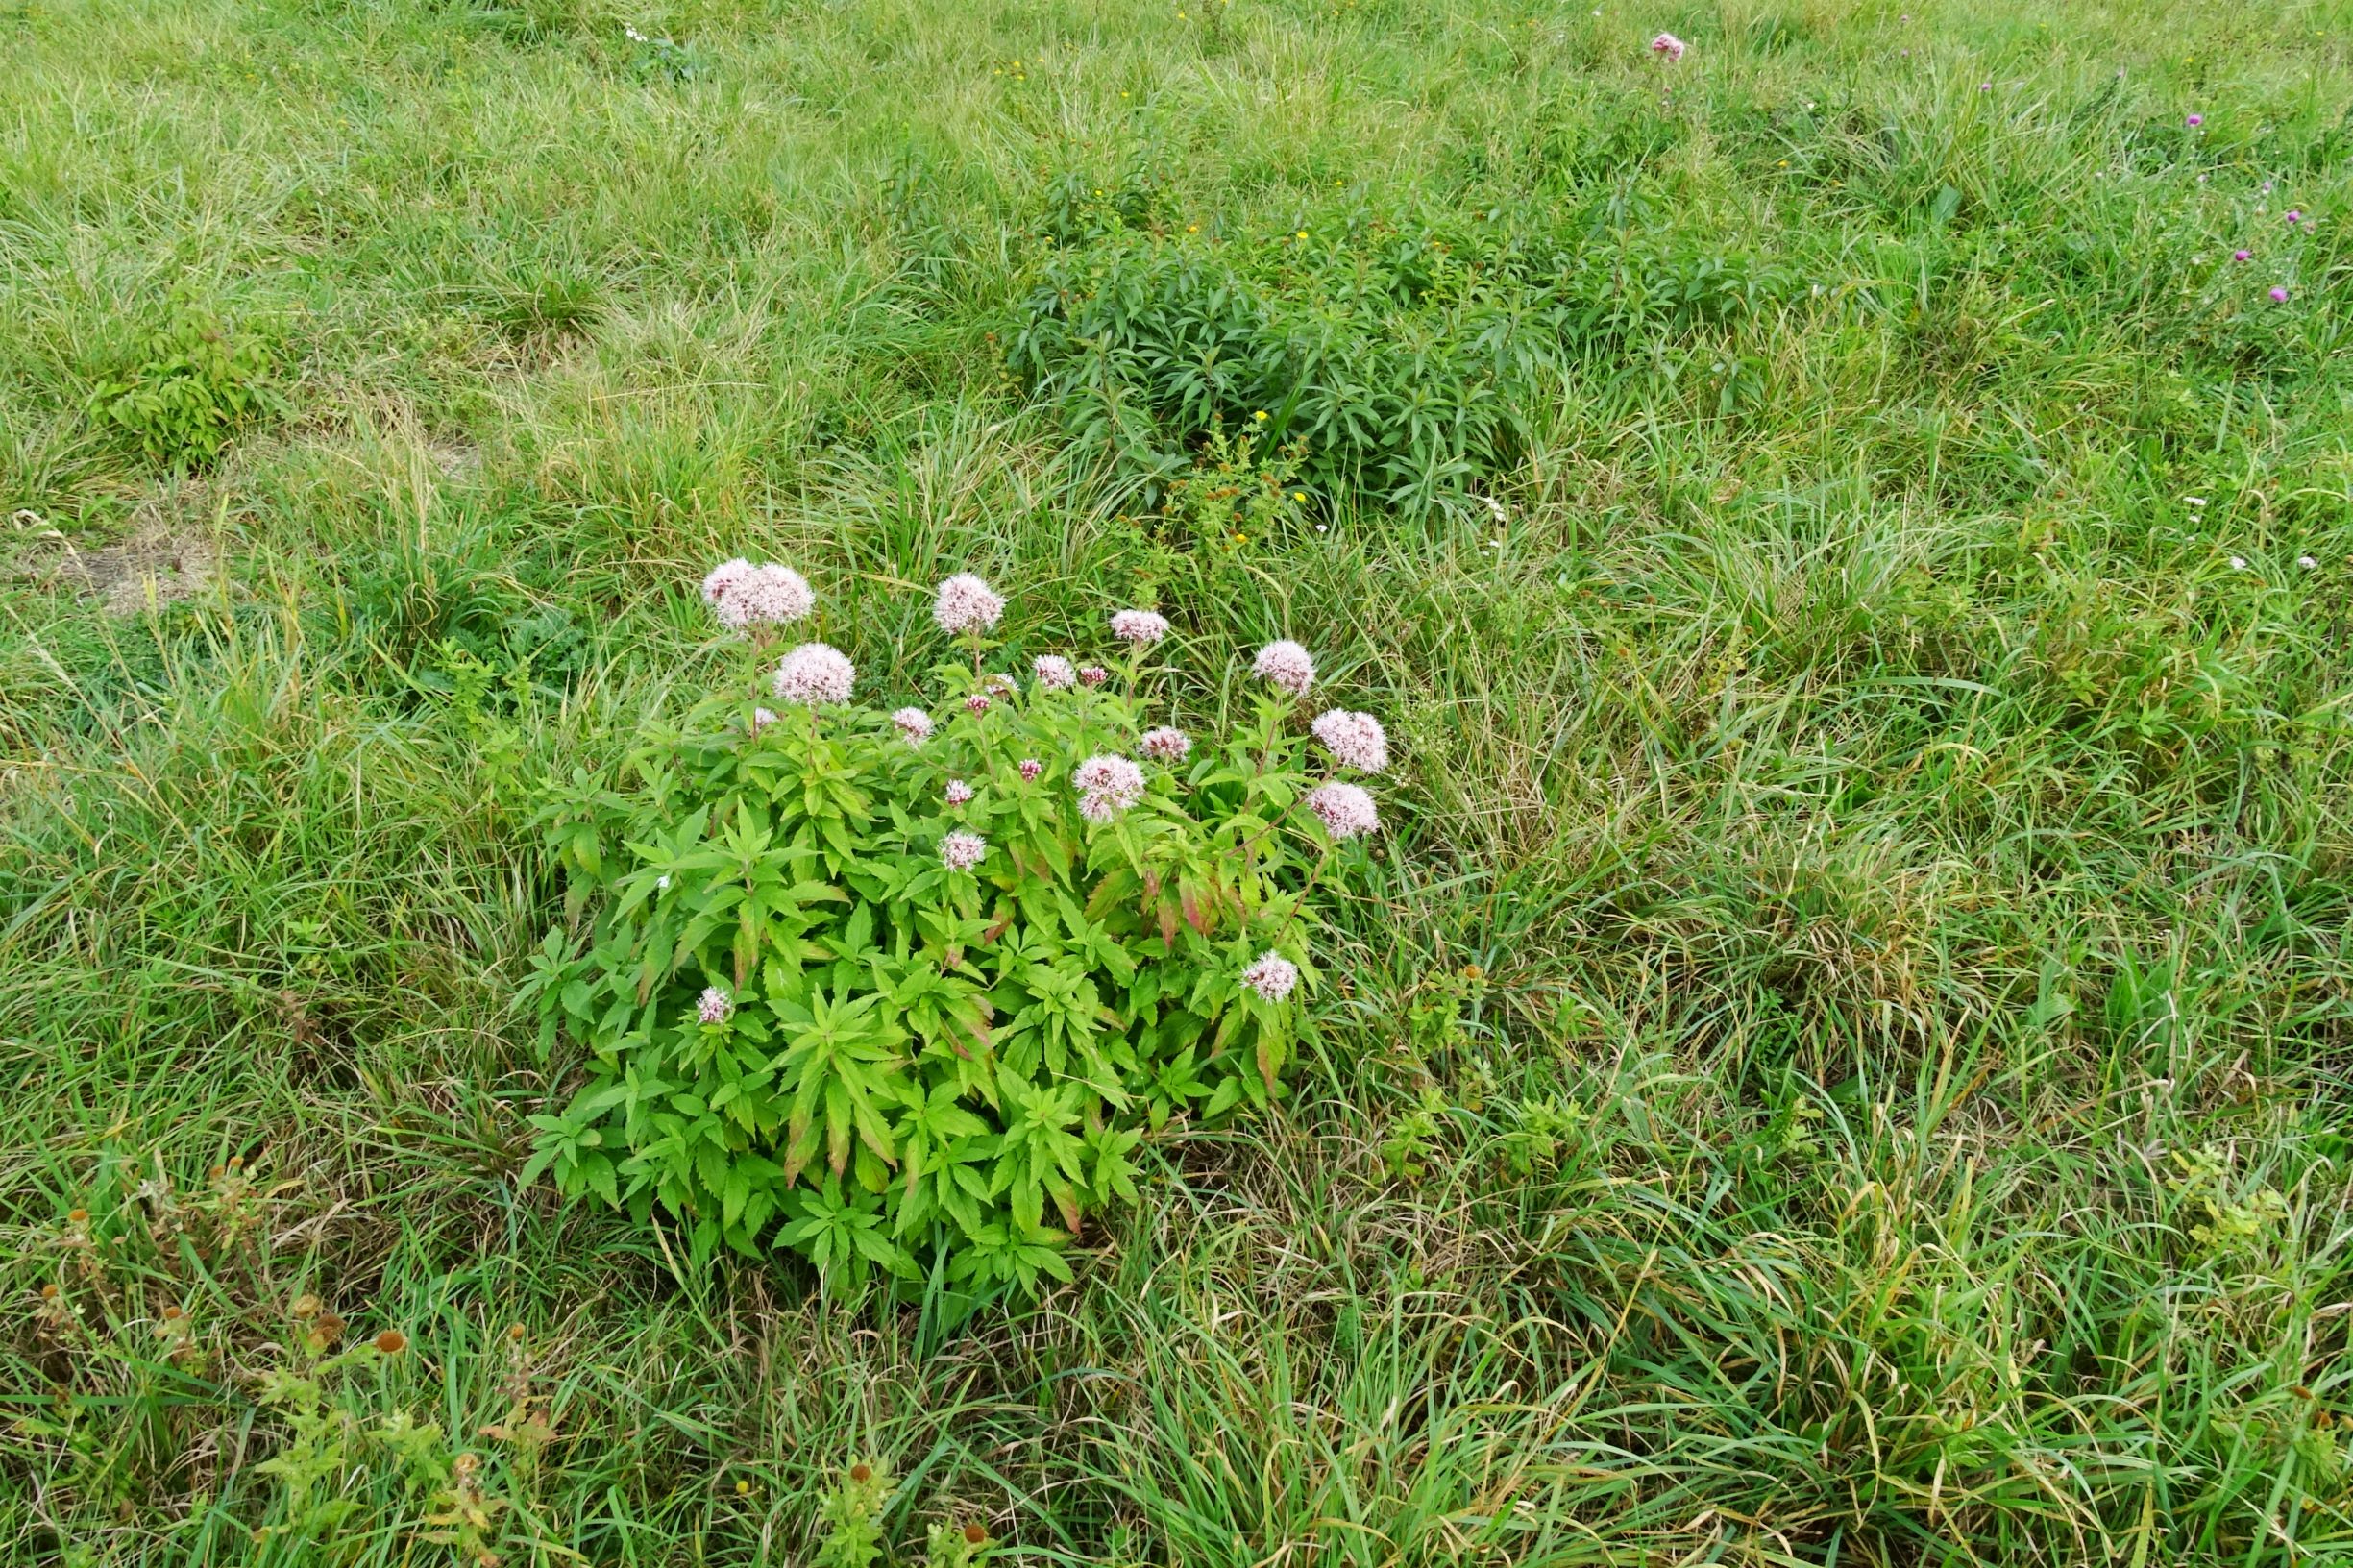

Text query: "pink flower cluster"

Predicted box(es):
[940, 830, 988, 871]
[1140, 726, 1192, 763]
[1253, 640, 1315, 697]
[1651, 31, 1685, 61]
[934, 574, 1006, 636]
[1240, 952, 1299, 1004]
[1311, 709, 1388, 773]
[1018, 758, 1044, 782]
[945, 780, 974, 806]
[1110, 608, 1170, 646]
[698, 987, 733, 1025]
[1079, 664, 1110, 687]
[893, 707, 934, 744]
[772, 643, 855, 706]
[702, 559, 815, 631]
[1073, 753, 1146, 821]
[1305, 781, 1380, 841]
[1033, 654, 1076, 691]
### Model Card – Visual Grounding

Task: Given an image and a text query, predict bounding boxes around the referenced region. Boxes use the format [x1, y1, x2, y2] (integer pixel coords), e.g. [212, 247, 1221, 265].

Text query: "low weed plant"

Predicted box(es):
[524, 570, 1389, 1298]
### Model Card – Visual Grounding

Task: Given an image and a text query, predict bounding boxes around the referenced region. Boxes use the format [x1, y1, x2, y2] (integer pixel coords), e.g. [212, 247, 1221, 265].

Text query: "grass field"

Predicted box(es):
[5, 0, 2353, 1560]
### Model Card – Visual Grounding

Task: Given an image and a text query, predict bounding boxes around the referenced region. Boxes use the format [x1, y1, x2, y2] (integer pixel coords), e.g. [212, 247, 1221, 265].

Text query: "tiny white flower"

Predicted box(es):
[2229, 556, 2247, 570]
[656, 874, 671, 892]
[2184, 496, 2207, 508]
[2299, 555, 2318, 570]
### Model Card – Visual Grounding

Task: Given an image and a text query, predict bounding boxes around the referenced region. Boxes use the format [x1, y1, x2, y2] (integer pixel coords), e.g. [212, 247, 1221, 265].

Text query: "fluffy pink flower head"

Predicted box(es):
[698, 987, 733, 1025]
[1651, 31, 1685, 61]
[944, 779, 974, 806]
[1072, 753, 1146, 820]
[1110, 608, 1170, 646]
[723, 564, 815, 629]
[940, 830, 988, 871]
[2185, 113, 2203, 127]
[772, 643, 855, 706]
[701, 558, 751, 607]
[1305, 780, 1380, 841]
[1240, 952, 1299, 1005]
[1018, 758, 1044, 782]
[2271, 286, 2291, 303]
[934, 574, 1006, 636]
[965, 692, 993, 717]
[892, 707, 934, 745]
[750, 706, 780, 734]
[1033, 655, 1077, 691]
[2234, 249, 2252, 261]
[1140, 726, 1192, 763]
[1311, 710, 1389, 773]
[2286, 209, 2303, 224]
[983, 673, 1017, 699]
[1078, 664, 1110, 688]
[1253, 640, 1316, 698]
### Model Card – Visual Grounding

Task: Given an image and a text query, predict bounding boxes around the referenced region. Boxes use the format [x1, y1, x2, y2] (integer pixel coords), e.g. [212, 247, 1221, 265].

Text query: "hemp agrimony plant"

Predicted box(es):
[523, 569, 1389, 1299]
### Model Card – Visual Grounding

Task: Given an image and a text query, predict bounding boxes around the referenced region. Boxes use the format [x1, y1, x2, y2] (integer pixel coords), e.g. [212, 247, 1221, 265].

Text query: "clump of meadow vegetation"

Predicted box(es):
[3, 0, 2351, 1562]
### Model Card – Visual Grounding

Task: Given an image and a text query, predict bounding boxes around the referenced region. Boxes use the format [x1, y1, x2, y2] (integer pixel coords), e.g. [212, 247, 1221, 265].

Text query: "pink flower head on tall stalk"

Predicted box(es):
[1110, 608, 1170, 646]
[1305, 781, 1380, 840]
[2185, 112, 2203, 127]
[1018, 758, 1044, 782]
[1073, 753, 1146, 821]
[1253, 640, 1316, 697]
[1240, 952, 1299, 1004]
[1311, 710, 1388, 772]
[1140, 726, 1192, 763]
[705, 560, 814, 631]
[893, 707, 935, 745]
[750, 707, 780, 734]
[940, 830, 988, 871]
[1033, 655, 1077, 691]
[944, 780, 974, 806]
[934, 574, 1006, 636]
[772, 643, 855, 706]
[1651, 32, 1685, 61]
[983, 673, 1018, 699]
[965, 692, 993, 717]
[1079, 664, 1110, 688]
[702, 558, 751, 607]
[698, 987, 733, 1025]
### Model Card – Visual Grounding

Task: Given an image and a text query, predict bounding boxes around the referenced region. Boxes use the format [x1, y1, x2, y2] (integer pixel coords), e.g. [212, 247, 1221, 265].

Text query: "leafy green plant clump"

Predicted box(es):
[86, 292, 277, 468]
[1006, 186, 1795, 516]
[524, 572, 1388, 1298]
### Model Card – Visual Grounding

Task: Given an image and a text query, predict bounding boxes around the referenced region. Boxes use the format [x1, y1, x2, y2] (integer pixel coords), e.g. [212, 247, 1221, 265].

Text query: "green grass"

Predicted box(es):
[5, 0, 2353, 1560]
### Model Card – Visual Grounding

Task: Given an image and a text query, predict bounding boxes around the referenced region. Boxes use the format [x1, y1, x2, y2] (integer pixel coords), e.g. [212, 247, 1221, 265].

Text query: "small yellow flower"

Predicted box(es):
[1292, 491, 1305, 501]
[1296, 229, 1309, 238]
[1253, 410, 1268, 421]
